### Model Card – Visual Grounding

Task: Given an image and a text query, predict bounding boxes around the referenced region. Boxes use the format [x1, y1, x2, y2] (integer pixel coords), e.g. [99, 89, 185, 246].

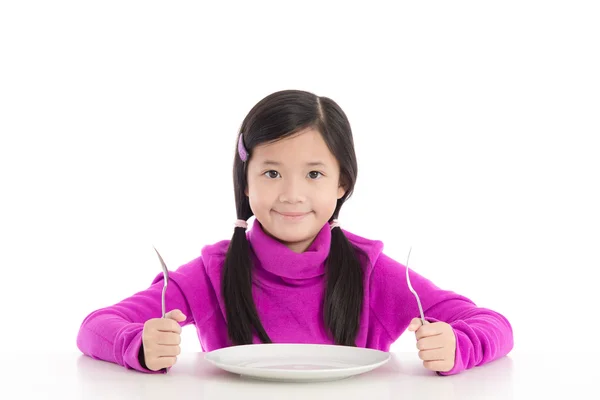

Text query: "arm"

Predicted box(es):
[369, 253, 514, 375]
[76, 261, 198, 373]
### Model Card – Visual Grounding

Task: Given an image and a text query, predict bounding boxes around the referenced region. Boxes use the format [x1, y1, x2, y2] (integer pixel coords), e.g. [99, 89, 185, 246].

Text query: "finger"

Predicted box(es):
[153, 344, 181, 357]
[415, 323, 443, 340]
[418, 348, 446, 362]
[156, 318, 182, 334]
[154, 356, 178, 370]
[165, 309, 187, 322]
[407, 318, 422, 332]
[156, 332, 182, 346]
[416, 336, 443, 351]
[423, 360, 453, 373]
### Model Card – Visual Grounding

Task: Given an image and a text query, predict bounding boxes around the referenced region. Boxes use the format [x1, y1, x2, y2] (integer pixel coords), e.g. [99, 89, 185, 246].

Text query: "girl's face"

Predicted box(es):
[245, 128, 346, 253]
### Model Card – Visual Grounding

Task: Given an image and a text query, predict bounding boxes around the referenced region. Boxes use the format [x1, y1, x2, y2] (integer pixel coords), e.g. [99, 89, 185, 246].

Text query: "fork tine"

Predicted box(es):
[153, 245, 169, 278]
[405, 246, 427, 325]
[405, 246, 413, 290]
[153, 246, 168, 315]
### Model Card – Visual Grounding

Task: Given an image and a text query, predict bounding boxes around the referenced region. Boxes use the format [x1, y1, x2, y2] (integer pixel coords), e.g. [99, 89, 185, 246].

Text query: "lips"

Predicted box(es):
[273, 211, 312, 221]
[277, 211, 310, 217]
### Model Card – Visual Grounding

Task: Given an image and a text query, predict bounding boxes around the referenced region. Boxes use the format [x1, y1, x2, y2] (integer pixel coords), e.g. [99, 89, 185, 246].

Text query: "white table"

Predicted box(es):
[7, 351, 594, 399]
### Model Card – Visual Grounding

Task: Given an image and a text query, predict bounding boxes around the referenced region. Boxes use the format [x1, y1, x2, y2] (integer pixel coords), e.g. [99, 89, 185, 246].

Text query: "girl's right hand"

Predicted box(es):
[141, 309, 186, 371]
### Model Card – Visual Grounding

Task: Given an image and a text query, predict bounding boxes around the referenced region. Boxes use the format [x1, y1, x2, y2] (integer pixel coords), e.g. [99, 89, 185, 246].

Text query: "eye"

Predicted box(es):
[308, 171, 323, 179]
[264, 170, 280, 179]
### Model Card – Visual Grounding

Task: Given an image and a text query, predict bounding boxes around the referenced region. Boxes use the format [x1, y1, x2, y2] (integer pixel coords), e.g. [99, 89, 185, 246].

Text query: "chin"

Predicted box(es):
[270, 226, 311, 242]
[265, 221, 320, 243]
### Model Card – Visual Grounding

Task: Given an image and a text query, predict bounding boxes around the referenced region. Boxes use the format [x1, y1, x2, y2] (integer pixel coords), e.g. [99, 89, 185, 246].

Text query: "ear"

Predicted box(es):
[337, 184, 346, 199]
[245, 187, 249, 196]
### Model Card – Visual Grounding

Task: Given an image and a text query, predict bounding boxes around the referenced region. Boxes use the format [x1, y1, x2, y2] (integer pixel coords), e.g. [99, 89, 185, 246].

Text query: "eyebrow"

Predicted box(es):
[260, 160, 327, 167]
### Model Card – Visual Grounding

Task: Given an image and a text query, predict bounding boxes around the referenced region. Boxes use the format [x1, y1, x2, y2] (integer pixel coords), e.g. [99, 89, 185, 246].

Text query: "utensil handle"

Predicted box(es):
[160, 312, 169, 374]
[161, 285, 167, 318]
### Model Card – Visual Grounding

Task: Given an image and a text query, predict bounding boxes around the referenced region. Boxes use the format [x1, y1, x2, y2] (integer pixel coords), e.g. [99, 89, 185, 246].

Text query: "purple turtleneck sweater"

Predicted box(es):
[76, 221, 513, 375]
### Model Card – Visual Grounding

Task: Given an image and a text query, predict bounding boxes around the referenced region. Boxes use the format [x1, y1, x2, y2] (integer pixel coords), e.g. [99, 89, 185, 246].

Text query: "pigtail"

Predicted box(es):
[323, 224, 367, 346]
[222, 224, 272, 345]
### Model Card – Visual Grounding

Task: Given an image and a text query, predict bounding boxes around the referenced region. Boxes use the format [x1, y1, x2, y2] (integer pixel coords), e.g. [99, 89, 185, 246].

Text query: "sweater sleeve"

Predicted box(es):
[369, 253, 514, 376]
[76, 259, 201, 373]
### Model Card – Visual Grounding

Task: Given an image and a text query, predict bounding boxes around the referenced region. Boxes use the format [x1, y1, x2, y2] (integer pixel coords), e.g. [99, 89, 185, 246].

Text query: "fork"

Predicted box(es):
[153, 246, 169, 319]
[153, 245, 170, 373]
[405, 246, 429, 326]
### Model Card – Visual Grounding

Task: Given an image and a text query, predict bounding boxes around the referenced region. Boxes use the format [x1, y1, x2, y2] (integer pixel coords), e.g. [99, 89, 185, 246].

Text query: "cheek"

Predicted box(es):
[247, 182, 274, 208]
[313, 186, 340, 211]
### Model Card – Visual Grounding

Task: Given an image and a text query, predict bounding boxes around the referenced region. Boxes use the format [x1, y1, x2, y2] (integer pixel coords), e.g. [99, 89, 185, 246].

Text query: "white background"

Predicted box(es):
[1, 1, 598, 358]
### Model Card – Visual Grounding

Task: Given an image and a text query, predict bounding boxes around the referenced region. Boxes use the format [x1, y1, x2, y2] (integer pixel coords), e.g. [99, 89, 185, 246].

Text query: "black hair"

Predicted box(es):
[222, 89, 368, 346]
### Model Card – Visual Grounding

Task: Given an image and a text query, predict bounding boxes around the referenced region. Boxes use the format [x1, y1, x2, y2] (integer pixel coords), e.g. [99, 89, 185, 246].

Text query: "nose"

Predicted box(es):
[278, 176, 307, 203]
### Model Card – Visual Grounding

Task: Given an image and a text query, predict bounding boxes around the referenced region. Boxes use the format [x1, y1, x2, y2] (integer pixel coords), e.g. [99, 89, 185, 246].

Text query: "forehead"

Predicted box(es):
[251, 128, 336, 164]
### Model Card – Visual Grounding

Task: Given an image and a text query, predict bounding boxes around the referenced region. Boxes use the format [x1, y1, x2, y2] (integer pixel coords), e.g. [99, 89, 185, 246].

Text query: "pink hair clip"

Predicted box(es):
[238, 134, 248, 162]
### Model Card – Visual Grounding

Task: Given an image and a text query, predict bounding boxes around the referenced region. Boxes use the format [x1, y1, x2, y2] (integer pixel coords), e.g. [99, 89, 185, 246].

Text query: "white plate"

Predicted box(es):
[204, 343, 391, 382]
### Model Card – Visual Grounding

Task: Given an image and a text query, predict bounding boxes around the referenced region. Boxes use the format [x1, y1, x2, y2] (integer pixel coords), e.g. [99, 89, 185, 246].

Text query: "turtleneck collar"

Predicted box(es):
[247, 219, 331, 281]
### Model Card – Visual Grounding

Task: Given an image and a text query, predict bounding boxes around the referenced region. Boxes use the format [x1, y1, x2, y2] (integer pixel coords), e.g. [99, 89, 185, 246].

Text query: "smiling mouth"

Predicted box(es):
[274, 211, 311, 220]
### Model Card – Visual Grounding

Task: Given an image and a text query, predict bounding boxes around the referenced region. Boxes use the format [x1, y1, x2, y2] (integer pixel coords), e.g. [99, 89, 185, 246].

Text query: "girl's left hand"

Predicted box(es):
[407, 318, 457, 373]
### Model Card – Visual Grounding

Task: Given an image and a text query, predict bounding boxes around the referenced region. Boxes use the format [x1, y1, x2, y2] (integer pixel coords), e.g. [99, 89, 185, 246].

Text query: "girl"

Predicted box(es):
[77, 89, 513, 376]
